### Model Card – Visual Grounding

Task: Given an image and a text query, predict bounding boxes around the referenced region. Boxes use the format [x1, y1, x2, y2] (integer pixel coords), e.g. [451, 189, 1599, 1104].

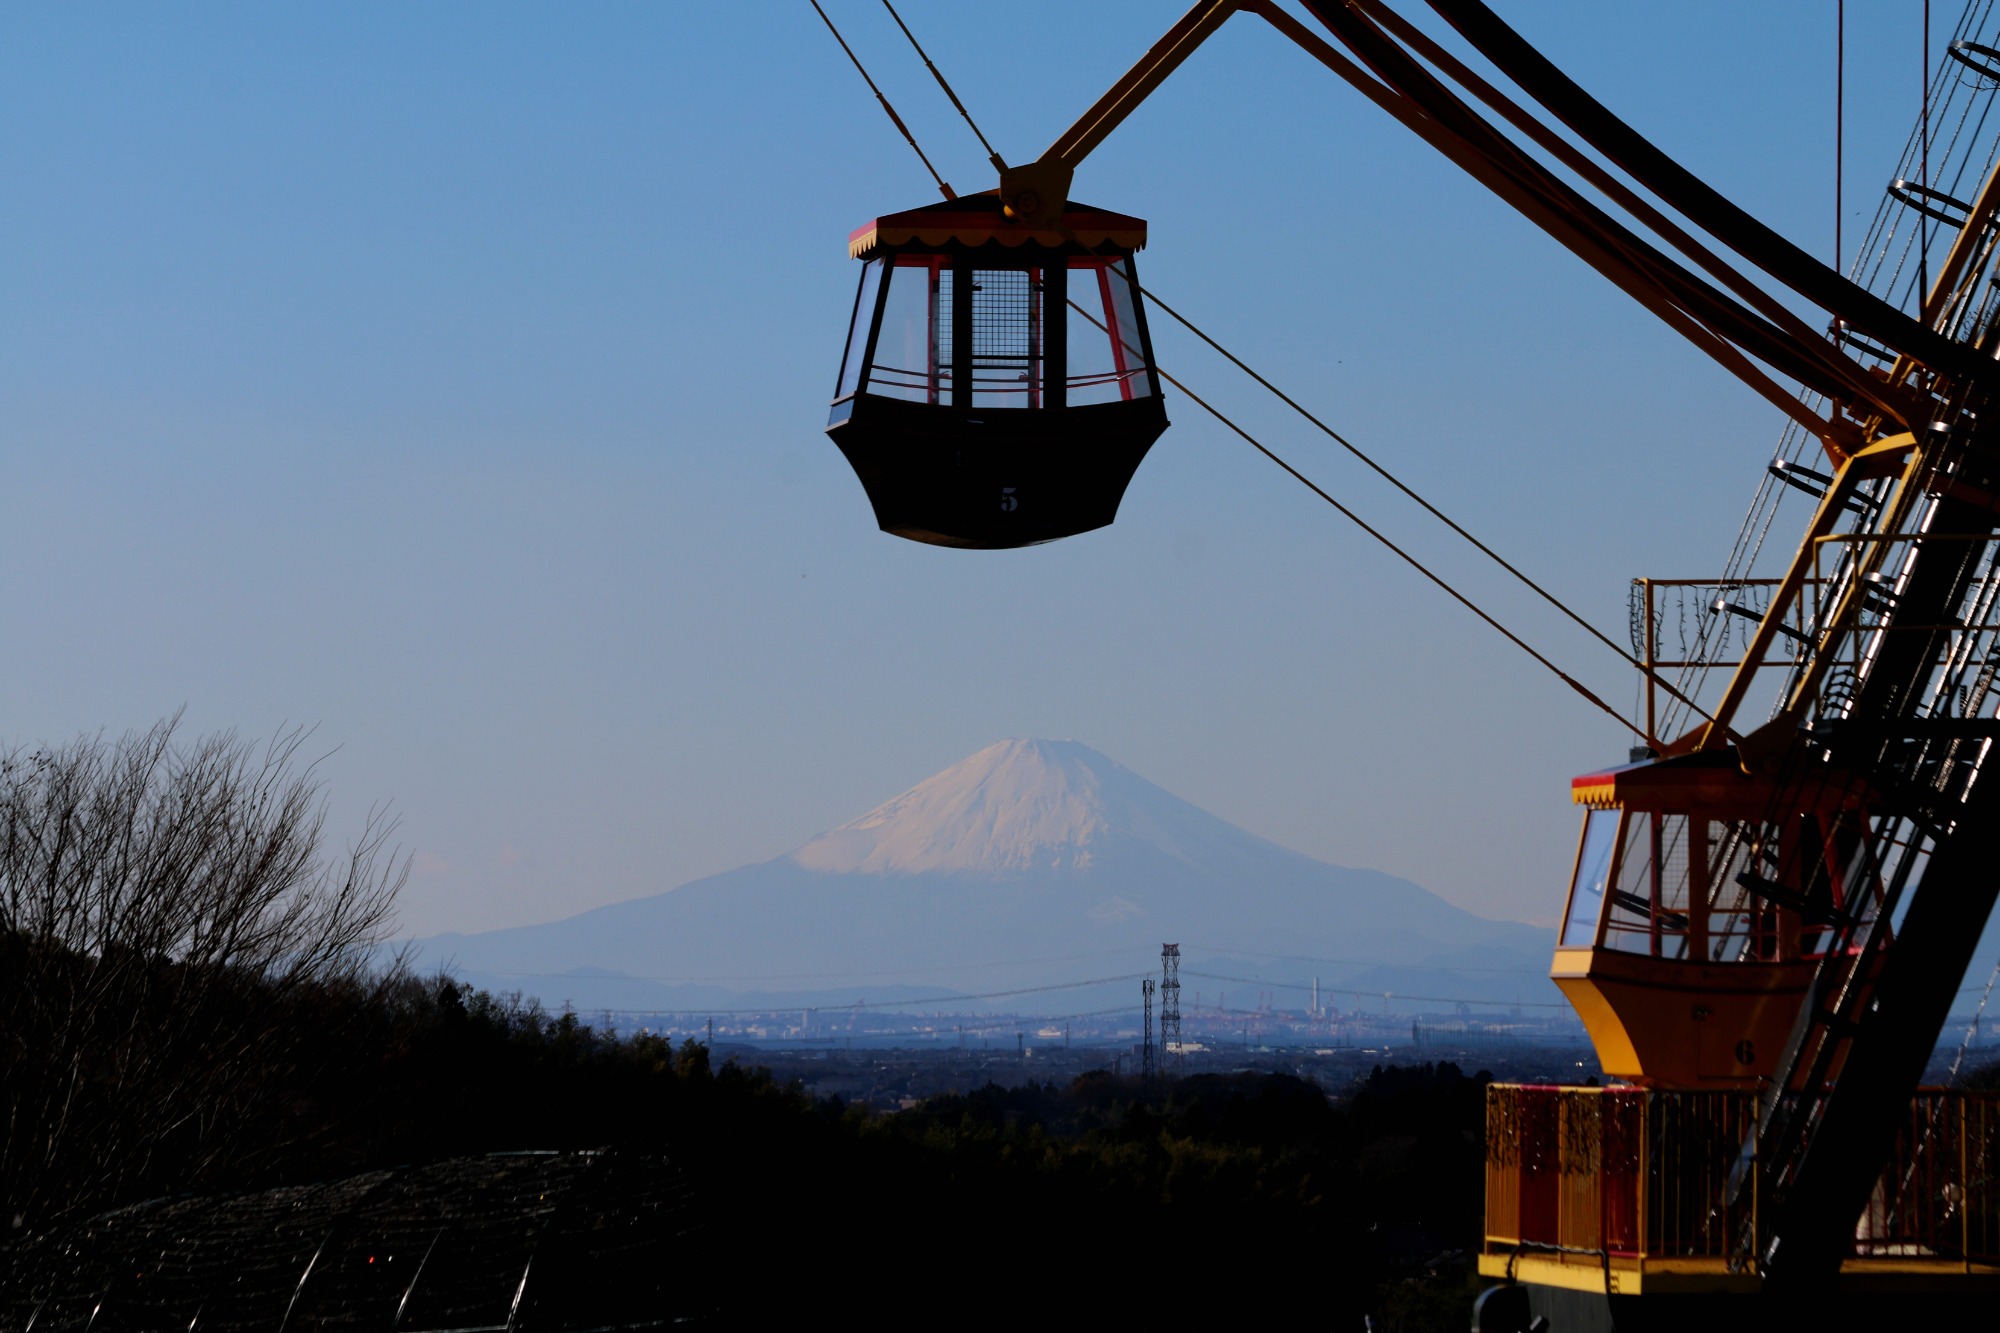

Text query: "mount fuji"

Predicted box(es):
[411, 739, 1557, 1012]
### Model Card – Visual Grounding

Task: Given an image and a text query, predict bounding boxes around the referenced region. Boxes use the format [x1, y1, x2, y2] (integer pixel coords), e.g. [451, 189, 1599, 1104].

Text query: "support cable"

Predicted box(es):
[880, 0, 1007, 170]
[1416, 0, 1990, 388]
[1924, 0, 1933, 305]
[1183, 970, 1569, 1009]
[829, 0, 1655, 739]
[1499, 0, 2000, 738]
[1306, 0, 1884, 430]
[809, 0, 956, 200]
[1067, 299, 1646, 738]
[604, 974, 1153, 1015]
[1345, 0, 1901, 425]
[1132, 279, 1722, 730]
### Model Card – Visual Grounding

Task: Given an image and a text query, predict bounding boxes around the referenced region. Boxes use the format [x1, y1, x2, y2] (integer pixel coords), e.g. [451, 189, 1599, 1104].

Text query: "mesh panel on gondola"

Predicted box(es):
[970, 269, 1040, 407]
[827, 193, 1167, 548]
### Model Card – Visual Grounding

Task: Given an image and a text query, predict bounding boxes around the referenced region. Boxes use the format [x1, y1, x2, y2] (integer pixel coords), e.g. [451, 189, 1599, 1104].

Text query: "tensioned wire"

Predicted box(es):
[815, 0, 1685, 740]
[1060, 298, 1644, 734]
[906, 1, 1769, 736]
[880, 0, 1005, 170]
[1123, 277, 1720, 731]
[878, 0, 1716, 727]
[1495, 0, 2000, 738]
[571, 969, 1572, 1015]
[1658, 0, 2000, 741]
[613, 1000, 1546, 1040]
[1948, 951, 2000, 1082]
[1503, 0, 2000, 742]
[809, 0, 954, 200]
[842, 0, 2000, 750]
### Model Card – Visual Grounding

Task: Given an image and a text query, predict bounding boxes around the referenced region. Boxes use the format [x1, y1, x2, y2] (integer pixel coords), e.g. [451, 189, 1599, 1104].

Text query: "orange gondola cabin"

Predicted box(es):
[1552, 748, 1887, 1087]
[827, 193, 1168, 548]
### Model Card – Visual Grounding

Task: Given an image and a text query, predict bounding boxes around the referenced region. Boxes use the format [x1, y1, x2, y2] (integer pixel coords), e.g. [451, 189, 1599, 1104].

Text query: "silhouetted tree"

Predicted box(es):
[0, 715, 406, 1233]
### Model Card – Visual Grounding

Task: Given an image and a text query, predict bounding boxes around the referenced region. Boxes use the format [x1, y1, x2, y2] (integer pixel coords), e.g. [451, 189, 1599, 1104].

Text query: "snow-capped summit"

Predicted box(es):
[412, 738, 1554, 1010]
[789, 738, 1247, 875]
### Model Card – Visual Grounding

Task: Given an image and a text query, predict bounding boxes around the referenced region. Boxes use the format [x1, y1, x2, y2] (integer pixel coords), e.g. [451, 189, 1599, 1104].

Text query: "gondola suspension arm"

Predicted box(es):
[995, 0, 1928, 454]
[996, 1, 1240, 228]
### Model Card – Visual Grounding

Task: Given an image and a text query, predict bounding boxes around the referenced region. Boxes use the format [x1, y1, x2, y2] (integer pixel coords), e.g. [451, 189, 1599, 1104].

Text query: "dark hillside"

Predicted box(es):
[3, 957, 1488, 1330]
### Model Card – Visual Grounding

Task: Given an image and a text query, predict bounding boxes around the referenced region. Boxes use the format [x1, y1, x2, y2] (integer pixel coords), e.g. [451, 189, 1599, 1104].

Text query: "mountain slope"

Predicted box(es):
[791, 739, 1257, 875]
[414, 740, 1553, 1009]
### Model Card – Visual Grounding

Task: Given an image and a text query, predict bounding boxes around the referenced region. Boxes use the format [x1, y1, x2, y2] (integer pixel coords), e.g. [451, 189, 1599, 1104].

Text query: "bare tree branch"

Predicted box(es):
[0, 716, 408, 1232]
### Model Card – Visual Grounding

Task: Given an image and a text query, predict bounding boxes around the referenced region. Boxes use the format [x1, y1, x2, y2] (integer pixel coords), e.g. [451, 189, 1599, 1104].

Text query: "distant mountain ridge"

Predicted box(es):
[412, 739, 1556, 1011]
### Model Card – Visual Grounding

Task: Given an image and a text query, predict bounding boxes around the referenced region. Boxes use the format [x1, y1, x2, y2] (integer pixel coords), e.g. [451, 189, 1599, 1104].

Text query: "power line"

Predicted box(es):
[614, 1003, 1145, 1038]
[585, 968, 1580, 1018]
[937, 1004, 1140, 1036]
[1182, 969, 1569, 1010]
[440, 946, 1153, 987]
[538, 972, 1152, 1016]
[1181, 941, 1555, 974]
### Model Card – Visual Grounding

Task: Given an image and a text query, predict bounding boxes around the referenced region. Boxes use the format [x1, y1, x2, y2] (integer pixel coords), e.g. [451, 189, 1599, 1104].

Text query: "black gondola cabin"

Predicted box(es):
[827, 193, 1169, 548]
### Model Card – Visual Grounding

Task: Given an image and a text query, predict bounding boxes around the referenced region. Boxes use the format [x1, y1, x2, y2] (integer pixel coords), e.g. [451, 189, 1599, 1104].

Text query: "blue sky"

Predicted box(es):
[0, 2, 1959, 939]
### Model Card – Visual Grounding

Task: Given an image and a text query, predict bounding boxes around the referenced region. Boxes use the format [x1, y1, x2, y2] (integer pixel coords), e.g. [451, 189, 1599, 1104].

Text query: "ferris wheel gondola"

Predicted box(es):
[826, 193, 1168, 549]
[813, 0, 2000, 1311]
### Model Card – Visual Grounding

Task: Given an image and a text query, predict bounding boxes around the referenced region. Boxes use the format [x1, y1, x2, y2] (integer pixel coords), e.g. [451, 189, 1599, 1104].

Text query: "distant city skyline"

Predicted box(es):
[0, 2, 1965, 940]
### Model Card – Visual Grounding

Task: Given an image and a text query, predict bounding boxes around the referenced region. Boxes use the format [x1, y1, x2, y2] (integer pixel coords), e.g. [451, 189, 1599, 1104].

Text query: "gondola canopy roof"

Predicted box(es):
[847, 191, 1147, 260]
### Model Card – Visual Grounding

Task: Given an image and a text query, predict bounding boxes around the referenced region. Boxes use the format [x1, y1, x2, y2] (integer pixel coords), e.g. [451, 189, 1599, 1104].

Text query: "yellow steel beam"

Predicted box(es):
[1775, 432, 1937, 724]
[1683, 428, 1939, 754]
[1692, 447, 1889, 751]
[1920, 156, 2000, 333]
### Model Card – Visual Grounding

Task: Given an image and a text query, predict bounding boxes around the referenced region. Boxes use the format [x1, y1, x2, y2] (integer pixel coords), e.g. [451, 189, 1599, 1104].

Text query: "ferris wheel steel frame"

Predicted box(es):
[931, 0, 2000, 1307]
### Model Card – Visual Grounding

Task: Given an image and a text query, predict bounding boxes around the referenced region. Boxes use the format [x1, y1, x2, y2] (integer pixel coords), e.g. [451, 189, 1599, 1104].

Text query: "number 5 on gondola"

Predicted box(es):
[826, 193, 1169, 549]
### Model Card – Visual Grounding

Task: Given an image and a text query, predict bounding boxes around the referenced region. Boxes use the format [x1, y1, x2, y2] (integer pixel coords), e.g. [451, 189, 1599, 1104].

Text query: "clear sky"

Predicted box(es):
[0, 2, 1959, 940]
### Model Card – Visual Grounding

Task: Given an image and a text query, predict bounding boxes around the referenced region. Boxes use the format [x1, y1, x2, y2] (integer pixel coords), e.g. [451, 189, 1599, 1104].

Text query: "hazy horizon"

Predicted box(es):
[2, 2, 1960, 942]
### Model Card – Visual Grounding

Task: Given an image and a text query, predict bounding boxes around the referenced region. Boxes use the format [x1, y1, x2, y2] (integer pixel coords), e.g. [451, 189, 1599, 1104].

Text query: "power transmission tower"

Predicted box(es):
[1141, 978, 1156, 1085]
[1160, 943, 1182, 1074]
